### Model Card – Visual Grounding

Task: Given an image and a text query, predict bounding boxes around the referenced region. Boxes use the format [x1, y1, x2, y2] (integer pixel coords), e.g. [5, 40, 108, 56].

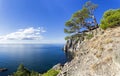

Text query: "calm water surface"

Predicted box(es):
[0, 44, 67, 76]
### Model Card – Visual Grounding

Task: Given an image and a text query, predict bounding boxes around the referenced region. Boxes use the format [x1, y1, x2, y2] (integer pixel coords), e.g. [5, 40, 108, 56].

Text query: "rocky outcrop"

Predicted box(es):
[63, 28, 103, 60]
[0, 68, 8, 72]
[58, 27, 120, 76]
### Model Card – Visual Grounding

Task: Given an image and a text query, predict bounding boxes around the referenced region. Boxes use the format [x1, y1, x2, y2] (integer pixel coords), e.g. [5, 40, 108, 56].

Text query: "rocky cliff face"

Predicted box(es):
[63, 28, 103, 60]
[58, 27, 120, 76]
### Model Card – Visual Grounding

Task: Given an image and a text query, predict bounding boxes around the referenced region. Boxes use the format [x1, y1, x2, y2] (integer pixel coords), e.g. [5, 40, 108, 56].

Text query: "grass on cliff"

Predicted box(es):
[86, 34, 94, 40]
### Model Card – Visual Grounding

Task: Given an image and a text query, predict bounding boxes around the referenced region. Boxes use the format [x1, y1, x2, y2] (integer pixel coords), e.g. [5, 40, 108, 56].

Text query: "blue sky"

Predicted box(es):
[0, 0, 120, 44]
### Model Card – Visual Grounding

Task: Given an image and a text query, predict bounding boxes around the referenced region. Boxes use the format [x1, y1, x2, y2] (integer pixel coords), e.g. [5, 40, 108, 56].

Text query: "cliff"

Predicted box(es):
[58, 26, 120, 76]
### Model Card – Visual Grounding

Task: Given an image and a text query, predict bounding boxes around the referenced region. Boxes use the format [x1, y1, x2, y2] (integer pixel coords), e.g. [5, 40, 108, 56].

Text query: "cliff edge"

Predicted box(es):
[58, 27, 120, 76]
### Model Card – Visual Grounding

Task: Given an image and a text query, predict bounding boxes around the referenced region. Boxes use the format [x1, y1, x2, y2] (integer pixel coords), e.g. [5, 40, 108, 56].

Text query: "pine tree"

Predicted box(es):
[64, 1, 98, 40]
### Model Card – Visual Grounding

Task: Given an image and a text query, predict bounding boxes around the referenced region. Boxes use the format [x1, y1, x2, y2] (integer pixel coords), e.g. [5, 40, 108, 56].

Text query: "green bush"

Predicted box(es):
[30, 71, 39, 76]
[42, 69, 60, 76]
[100, 9, 120, 30]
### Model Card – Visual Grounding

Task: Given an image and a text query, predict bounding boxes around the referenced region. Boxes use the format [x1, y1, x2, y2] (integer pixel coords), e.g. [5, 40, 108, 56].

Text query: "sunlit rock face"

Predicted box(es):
[58, 27, 120, 76]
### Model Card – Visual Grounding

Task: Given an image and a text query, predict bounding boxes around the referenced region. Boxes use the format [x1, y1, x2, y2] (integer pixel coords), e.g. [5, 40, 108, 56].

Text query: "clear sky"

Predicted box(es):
[0, 0, 120, 44]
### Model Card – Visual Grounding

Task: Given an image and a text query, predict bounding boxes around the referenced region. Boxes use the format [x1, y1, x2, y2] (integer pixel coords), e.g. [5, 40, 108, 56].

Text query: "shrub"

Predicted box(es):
[100, 9, 120, 30]
[42, 69, 60, 76]
[30, 71, 39, 76]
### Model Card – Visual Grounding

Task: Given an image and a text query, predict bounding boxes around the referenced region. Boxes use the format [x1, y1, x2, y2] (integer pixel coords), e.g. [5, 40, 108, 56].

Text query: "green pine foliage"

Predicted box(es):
[13, 64, 39, 76]
[64, 1, 98, 40]
[100, 9, 120, 30]
[65, 36, 71, 40]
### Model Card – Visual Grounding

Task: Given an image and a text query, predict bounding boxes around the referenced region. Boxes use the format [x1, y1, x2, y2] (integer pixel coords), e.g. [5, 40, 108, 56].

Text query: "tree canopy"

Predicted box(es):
[13, 64, 39, 76]
[64, 1, 98, 40]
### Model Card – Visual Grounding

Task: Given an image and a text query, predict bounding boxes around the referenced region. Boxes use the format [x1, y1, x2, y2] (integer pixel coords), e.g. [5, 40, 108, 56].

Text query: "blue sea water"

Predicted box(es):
[0, 44, 67, 76]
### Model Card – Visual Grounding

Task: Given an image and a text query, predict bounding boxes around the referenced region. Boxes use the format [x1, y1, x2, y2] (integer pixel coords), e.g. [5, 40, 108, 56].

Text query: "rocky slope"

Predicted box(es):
[57, 27, 120, 76]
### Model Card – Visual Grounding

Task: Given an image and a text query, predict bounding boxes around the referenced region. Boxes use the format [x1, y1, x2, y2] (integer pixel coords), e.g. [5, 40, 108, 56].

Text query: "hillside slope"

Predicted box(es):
[58, 27, 120, 76]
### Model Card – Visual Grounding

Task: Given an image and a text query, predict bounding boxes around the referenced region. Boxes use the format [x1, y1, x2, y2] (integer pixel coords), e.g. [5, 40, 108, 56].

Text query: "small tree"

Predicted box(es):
[13, 64, 30, 76]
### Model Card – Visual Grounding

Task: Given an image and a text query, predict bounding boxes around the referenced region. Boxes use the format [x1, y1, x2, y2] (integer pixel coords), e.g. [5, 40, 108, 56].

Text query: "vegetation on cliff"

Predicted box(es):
[64, 1, 98, 40]
[13, 64, 39, 76]
[64, 1, 120, 41]
[100, 9, 120, 29]
[64, 1, 120, 54]
[42, 69, 59, 76]
[13, 64, 60, 76]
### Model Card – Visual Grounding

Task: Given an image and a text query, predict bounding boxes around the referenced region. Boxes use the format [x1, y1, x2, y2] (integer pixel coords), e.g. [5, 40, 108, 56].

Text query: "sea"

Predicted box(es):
[0, 44, 67, 76]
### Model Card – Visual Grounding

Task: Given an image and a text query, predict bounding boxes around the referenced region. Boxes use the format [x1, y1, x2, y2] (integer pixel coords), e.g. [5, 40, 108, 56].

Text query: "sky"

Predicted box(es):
[0, 0, 120, 44]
